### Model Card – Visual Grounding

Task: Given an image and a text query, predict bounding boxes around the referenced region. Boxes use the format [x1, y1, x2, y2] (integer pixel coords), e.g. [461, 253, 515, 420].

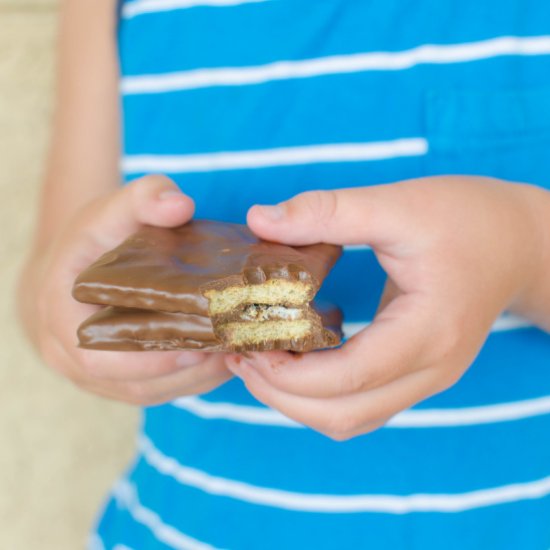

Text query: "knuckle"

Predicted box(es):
[325, 411, 362, 439]
[126, 176, 147, 191]
[340, 363, 370, 395]
[365, 417, 390, 433]
[441, 325, 462, 359]
[323, 429, 355, 442]
[130, 174, 175, 201]
[423, 317, 463, 367]
[439, 366, 464, 392]
[335, 346, 371, 394]
[137, 173, 173, 186]
[125, 382, 158, 406]
[38, 337, 71, 378]
[324, 416, 387, 441]
[298, 190, 339, 228]
[78, 352, 102, 379]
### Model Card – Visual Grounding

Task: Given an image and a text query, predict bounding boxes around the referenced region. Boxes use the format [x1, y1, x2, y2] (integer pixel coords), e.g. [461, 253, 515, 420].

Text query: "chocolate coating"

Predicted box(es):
[78, 307, 221, 351]
[77, 303, 342, 352]
[73, 221, 342, 315]
[310, 301, 344, 341]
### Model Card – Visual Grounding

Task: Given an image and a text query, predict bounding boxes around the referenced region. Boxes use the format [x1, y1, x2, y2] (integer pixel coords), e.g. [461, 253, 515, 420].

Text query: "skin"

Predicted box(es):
[18, 0, 231, 405]
[19, 1, 550, 433]
[225, 178, 550, 440]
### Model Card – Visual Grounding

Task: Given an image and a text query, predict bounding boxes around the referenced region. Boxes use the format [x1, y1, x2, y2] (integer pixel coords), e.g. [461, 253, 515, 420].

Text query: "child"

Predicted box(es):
[19, 0, 550, 548]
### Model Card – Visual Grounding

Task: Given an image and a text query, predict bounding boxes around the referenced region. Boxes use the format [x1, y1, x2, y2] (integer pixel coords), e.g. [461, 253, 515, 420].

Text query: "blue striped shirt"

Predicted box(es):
[93, 1, 550, 548]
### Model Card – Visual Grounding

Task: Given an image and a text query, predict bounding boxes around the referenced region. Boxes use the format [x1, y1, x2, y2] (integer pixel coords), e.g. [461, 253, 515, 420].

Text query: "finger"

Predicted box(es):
[230, 294, 435, 399]
[74, 347, 212, 381]
[44, 283, 206, 381]
[376, 277, 401, 315]
[55, 338, 232, 405]
[247, 185, 414, 248]
[79, 174, 195, 250]
[105, 352, 232, 406]
[226, 357, 453, 440]
[81, 365, 231, 406]
[46, 287, 218, 383]
[45, 311, 206, 381]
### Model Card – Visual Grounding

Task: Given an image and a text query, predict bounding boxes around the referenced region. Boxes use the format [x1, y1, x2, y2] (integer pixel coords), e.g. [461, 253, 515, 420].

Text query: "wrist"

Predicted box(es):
[508, 183, 550, 330]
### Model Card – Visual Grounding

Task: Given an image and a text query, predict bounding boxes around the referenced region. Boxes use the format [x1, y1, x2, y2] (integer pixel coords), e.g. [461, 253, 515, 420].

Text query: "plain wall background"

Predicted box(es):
[0, 2, 138, 548]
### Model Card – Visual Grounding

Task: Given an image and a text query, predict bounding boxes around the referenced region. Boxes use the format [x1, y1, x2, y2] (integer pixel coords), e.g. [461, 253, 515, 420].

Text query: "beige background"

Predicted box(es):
[0, 2, 138, 549]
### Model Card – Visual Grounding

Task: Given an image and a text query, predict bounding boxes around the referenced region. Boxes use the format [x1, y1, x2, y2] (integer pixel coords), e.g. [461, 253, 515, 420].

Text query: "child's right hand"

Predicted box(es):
[18, 175, 232, 405]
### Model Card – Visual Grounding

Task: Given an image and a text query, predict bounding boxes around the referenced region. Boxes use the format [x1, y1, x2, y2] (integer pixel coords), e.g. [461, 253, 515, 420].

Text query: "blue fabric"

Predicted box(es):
[94, 1, 550, 548]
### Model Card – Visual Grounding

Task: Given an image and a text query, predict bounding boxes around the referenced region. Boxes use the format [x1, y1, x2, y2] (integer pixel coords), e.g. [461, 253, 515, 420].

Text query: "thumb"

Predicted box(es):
[80, 174, 195, 249]
[247, 187, 404, 247]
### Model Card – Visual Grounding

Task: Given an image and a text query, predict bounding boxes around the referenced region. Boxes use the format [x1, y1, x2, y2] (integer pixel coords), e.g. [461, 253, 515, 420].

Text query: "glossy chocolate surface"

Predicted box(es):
[78, 307, 221, 351]
[73, 221, 342, 315]
[77, 303, 342, 352]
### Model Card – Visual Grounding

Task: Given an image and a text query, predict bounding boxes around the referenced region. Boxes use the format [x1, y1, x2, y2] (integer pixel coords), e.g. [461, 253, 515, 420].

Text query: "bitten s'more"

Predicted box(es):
[73, 220, 342, 352]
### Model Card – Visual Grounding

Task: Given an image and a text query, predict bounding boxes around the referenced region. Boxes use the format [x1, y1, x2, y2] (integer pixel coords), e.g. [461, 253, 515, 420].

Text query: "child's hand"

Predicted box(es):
[226, 176, 550, 440]
[19, 175, 231, 405]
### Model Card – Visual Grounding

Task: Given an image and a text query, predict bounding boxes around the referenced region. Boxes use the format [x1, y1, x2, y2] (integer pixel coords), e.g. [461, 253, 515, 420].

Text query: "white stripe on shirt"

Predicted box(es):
[171, 393, 550, 429]
[343, 314, 533, 339]
[139, 435, 550, 513]
[121, 138, 428, 174]
[120, 35, 550, 94]
[113, 479, 218, 550]
[344, 244, 372, 252]
[122, 0, 268, 19]
[492, 314, 533, 332]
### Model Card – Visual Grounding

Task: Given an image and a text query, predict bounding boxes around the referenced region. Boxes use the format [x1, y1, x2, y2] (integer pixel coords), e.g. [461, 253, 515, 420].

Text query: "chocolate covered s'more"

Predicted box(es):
[73, 220, 342, 352]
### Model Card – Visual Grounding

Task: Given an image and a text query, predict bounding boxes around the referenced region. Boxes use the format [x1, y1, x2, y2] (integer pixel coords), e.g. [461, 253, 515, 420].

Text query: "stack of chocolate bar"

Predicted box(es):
[73, 220, 342, 352]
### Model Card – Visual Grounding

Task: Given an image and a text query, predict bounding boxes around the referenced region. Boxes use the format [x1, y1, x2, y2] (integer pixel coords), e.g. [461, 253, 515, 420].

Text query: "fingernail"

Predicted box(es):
[176, 352, 205, 367]
[159, 189, 182, 201]
[255, 204, 285, 222]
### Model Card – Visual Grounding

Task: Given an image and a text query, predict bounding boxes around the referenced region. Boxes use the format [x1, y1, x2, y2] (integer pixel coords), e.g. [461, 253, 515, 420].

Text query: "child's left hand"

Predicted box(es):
[225, 176, 550, 440]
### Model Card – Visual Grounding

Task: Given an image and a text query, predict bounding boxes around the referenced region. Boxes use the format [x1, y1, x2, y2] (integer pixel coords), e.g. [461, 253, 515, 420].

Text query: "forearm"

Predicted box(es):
[34, 0, 120, 250]
[19, 0, 119, 338]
